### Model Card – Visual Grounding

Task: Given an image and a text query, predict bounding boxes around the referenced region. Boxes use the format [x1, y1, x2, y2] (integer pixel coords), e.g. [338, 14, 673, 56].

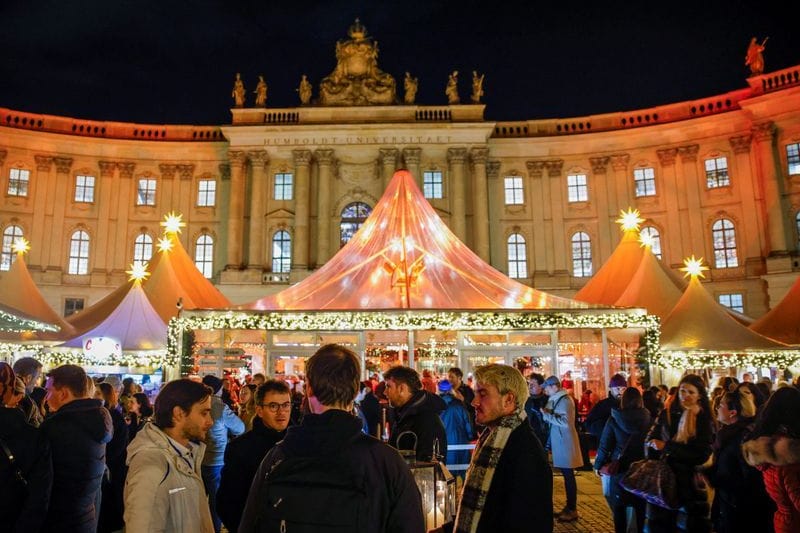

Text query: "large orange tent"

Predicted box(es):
[614, 242, 685, 319]
[750, 274, 800, 345]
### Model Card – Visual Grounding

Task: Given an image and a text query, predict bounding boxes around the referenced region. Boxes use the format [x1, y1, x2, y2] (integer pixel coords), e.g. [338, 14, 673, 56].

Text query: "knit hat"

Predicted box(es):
[202, 374, 223, 394]
[0, 362, 16, 397]
[438, 379, 453, 393]
[609, 373, 627, 388]
[543, 375, 560, 388]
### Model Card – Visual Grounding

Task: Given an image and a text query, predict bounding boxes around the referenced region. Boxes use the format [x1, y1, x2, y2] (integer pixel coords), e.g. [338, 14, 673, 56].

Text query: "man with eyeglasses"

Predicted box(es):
[217, 380, 291, 533]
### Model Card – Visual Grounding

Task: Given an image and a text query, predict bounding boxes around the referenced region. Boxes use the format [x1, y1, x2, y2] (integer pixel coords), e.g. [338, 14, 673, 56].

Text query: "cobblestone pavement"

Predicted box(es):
[553, 470, 615, 533]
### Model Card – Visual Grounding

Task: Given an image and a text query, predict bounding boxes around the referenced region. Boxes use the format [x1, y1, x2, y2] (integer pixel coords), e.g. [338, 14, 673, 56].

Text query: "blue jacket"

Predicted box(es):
[439, 393, 473, 469]
[202, 394, 245, 467]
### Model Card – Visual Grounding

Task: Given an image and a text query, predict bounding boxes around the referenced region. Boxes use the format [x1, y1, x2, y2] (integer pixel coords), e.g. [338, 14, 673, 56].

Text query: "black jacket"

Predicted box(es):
[98, 406, 128, 533]
[524, 393, 549, 446]
[443, 422, 554, 533]
[217, 417, 286, 533]
[456, 383, 476, 438]
[389, 390, 447, 461]
[0, 407, 53, 533]
[584, 394, 620, 437]
[358, 390, 382, 438]
[594, 406, 651, 503]
[239, 409, 424, 533]
[40, 398, 113, 533]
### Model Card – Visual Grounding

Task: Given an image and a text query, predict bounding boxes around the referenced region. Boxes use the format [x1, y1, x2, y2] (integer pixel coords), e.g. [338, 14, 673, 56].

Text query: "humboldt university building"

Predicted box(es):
[2, 23, 800, 318]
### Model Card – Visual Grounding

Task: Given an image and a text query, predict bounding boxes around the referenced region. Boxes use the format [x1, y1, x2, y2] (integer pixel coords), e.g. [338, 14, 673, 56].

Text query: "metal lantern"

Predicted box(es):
[397, 432, 457, 530]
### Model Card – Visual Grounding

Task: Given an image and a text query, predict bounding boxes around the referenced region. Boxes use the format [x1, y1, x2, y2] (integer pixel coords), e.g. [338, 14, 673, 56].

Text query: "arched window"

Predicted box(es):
[340, 202, 372, 247]
[1, 225, 24, 271]
[68, 230, 90, 275]
[571, 232, 592, 277]
[133, 233, 153, 267]
[507, 233, 528, 279]
[712, 218, 738, 268]
[640, 226, 662, 259]
[195, 234, 214, 278]
[272, 231, 291, 273]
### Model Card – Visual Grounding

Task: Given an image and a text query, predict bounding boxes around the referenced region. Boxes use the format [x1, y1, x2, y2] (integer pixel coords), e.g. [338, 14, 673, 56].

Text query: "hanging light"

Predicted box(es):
[615, 208, 644, 232]
[680, 255, 708, 279]
[160, 212, 186, 235]
[11, 237, 30, 255]
[126, 262, 150, 284]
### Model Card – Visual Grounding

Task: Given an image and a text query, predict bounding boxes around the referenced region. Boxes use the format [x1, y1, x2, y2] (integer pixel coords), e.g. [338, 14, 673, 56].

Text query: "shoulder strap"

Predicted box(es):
[0, 436, 28, 488]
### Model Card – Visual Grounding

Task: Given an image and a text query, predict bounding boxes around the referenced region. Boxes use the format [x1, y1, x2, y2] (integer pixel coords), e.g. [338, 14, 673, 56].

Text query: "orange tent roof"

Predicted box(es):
[660, 275, 786, 353]
[246, 170, 595, 311]
[0, 253, 74, 341]
[614, 246, 684, 319]
[750, 274, 800, 345]
[574, 229, 644, 305]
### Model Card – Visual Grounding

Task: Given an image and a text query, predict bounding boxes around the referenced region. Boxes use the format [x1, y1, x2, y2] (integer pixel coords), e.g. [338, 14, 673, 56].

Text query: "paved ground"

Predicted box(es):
[553, 469, 616, 532]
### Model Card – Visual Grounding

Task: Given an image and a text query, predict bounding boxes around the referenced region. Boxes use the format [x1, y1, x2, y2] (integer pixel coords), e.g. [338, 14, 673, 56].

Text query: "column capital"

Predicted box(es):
[751, 121, 776, 142]
[469, 146, 489, 164]
[158, 163, 177, 179]
[729, 134, 753, 154]
[228, 150, 248, 167]
[656, 148, 678, 167]
[248, 150, 270, 167]
[118, 162, 136, 179]
[315, 148, 336, 165]
[54, 156, 74, 174]
[34, 155, 53, 172]
[378, 147, 399, 164]
[678, 144, 699, 162]
[0, 149, 6, 167]
[219, 163, 231, 181]
[292, 149, 312, 166]
[610, 153, 630, 171]
[177, 164, 195, 180]
[99, 160, 117, 177]
[402, 147, 421, 165]
[486, 161, 501, 179]
[589, 156, 610, 175]
[544, 159, 564, 177]
[526, 160, 546, 178]
[447, 147, 468, 164]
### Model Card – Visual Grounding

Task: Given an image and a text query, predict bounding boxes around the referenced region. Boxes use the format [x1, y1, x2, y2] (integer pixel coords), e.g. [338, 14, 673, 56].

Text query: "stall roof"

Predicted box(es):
[246, 170, 596, 311]
[614, 245, 684, 319]
[574, 228, 644, 306]
[0, 301, 60, 333]
[750, 273, 800, 345]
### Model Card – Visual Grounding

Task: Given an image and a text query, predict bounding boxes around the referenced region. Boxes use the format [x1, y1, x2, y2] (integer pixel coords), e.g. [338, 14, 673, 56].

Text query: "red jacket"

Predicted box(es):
[761, 463, 800, 533]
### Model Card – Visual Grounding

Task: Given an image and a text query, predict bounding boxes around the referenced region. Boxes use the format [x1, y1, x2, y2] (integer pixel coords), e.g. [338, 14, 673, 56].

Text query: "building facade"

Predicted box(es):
[1, 26, 799, 319]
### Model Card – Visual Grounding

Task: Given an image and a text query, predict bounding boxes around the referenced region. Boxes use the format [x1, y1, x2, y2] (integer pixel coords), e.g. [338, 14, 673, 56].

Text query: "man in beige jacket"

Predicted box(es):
[124, 379, 214, 532]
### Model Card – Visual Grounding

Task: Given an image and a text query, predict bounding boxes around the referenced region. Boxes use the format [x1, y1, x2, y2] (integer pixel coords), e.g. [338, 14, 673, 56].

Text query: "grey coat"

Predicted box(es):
[542, 389, 583, 468]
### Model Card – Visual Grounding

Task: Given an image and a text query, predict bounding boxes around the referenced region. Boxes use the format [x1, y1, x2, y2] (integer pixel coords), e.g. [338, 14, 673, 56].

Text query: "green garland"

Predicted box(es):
[0, 309, 59, 333]
[40, 349, 178, 369]
[652, 349, 800, 369]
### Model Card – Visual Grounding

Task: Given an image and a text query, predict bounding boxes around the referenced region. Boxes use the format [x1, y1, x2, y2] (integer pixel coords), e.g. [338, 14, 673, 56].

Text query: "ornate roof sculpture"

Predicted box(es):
[318, 19, 397, 106]
[246, 170, 596, 311]
[750, 274, 800, 345]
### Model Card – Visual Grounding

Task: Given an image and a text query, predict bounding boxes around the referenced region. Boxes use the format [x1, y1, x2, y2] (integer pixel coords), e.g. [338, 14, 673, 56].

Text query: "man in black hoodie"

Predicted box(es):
[41, 364, 113, 533]
[239, 344, 423, 533]
[384, 365, 447, 462]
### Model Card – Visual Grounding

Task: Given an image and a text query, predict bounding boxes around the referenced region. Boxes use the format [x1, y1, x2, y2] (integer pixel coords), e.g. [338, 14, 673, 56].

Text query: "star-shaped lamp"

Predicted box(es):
[615, 208, 644, 233]
[126, 262, 151, 284]
[160, 212, 186, 235]
[680, 255, 709, 279]
[11, 237, 30, 255]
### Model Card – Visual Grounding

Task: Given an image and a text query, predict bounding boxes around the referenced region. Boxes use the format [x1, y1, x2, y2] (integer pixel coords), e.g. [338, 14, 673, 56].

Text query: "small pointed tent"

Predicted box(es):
[615, 245, 684, 319]
[67, 279, 134, 334]
[246, 170, 594, 311]
[750, 274, 800, 345]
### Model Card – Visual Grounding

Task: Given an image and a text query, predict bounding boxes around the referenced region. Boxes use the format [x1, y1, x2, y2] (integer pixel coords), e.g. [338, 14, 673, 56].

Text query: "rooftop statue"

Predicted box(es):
[745, 36, 768, 76]
[403, 72, 418, 104]
[318, 19, 397, 106]
[446, 71, 460, 104]
[232, 72, 246, 108]
[471, 70, 485, 104]
[254, 75, 268, 107]
[297, 74, 312, 105]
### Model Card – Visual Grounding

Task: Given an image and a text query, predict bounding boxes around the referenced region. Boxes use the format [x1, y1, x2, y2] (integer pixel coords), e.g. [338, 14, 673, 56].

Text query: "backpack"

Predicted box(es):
[255, 438, 369, 532]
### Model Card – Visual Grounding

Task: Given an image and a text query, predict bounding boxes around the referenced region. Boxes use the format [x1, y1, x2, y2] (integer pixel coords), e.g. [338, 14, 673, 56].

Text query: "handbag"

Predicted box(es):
[599, 434, 633, 476]
[619, 457, 678, 509]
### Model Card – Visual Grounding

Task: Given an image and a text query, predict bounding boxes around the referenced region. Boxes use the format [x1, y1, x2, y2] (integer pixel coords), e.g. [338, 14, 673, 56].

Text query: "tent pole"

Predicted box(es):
[407, 330, 415, 370]
[602, 329, 610, 392]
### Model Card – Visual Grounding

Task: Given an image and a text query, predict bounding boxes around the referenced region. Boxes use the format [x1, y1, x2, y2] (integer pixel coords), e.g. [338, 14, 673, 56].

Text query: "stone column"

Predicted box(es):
[379, 148, 399, 190]
[225, 151, 247, 269]
[32, 156, 54, 268]
[610, 153, 631, 210]
[656, 149, 680, 265]
[247, 151, 269, 269]
[217, 164, 231, 273]
[590, 156, 612, 259]
[486, 161, 503, 270]
[526, 161, 548, 276]
[115, 163, 136, 271]
[677, 144, 703, 257]
[470, 146, 490, 262]
[729, 134, 764, 267]
[176, 164, 195, 223]
[545, 159, 568, 276]
[752, 121, 789, 255]
[402, 147, 422, 188]
[92, 159, 115, 275]
[447, 147, 468, 242]
[315, 149, 335, 266]
[292, 149, 312, 271]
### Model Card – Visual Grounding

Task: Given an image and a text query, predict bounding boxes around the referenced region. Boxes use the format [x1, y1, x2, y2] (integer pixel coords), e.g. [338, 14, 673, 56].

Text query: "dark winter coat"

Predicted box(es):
[456, 383, 476, 438]
[584, 394, 620, 437]
[439, 393, 473, 469]
[0, 406, 53, 533]
[358, 390, 382, 438]
[594, 406, 651, 504]
[217, 417, 286, 533]
[238, 409, 424, 533]
[98, 406, 129, 533]
[742, 435, 800, 533]
[40, 398, 113, 533]
[705, 418, 774, 532]
[524, 393, 549, 446]
[389, 389, 447, 461]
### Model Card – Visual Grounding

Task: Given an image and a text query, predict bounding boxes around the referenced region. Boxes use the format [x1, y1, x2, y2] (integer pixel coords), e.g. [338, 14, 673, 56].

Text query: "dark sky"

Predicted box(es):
[0, 0, 794, 125]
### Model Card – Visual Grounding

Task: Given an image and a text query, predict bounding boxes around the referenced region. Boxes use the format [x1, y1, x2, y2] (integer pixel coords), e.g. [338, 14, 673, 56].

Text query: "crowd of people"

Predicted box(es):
[2, 352, 799, 533]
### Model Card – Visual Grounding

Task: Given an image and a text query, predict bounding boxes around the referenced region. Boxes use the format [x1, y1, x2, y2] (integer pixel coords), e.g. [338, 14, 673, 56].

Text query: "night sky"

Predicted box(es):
[0, 1, 794, 125]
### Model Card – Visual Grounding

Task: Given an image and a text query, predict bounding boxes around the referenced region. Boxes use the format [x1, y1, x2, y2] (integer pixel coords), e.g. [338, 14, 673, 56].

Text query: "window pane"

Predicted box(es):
[274, 173, 293, 200]
[504, 176, 524, 205]
[634, 167, 656, 197]
[272, 230, 292, 274]
[571, 232, 592, 277]
[1, 225, 24, 271]
[507, 233, 527, 278]
[133, 233, 153, 266]
[340, 202, 372, 247]
[718, 293, 744, 313]
[712, 218, 738, 268]
[8, 168, 30, 197]
[68, 230, 90, 275]
[423, 171, 443, 199]
[197, 179, 216, 206]
[75, 175, 95, 203]
[705, 157, 730, 188]
[640, 226, 662, 259]
[137, 178, 157, 205]
[567, 174, 588, 202]
[194, 235, 214, 278]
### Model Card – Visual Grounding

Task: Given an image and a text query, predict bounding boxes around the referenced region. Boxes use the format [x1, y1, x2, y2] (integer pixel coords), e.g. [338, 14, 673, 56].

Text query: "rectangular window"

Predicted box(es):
[197, 179, 216, 207]
[787, 143, 800, 176]
[74, 175, 95, 203]
[504, 176, 524, 205]
[136, 178, 157, 206]
[567, 173, 588, 202]
[8, 168, 30, 197]
[705, 157, 730, 188]
[423, 171, 443, 199]
[64, 298, 85, 317]
[274, 173, 293, 200]
[634, 167, 656, 197]
[718, 293, 744, 313]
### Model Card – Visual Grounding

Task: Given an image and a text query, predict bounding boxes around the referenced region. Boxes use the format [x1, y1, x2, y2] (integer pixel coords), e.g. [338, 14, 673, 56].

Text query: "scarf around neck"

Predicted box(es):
[453, 409, 526, 533]
[675, 404, 700, 444]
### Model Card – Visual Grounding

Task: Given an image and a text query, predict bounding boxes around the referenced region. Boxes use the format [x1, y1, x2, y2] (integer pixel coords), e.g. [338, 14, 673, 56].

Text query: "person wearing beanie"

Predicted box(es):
[200, 374, 244, 533]
[584, 373, 628, 439]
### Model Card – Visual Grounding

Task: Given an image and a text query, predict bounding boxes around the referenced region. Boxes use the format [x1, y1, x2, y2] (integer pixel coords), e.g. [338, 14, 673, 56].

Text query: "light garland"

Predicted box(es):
[41, 349, 178, 369]
[653, 349, 800, 369]
[0, 342, 47, 359]
[0, 311, 60, 333]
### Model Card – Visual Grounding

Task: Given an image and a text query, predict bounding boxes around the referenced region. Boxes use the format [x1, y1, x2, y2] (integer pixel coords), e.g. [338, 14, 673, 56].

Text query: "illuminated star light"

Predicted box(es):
[160, 212, 186, 235]
[615, 208, 645, 232]
[157, 236, 174, 253]
[680, 255, 709, 279]
[11, 237, 30, 254]
[639, 232, 656, 249]
[126, 262, 151, 283]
